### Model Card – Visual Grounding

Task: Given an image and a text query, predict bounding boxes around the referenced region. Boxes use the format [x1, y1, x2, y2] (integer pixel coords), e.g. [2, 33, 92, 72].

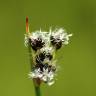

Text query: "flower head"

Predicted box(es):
[25, 28, 72, 85]
[50, 28, 72, 49]
[29, 63, 56, 86]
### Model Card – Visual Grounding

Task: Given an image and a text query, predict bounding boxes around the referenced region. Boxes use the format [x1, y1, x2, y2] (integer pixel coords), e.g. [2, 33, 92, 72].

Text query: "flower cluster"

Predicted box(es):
[25, 28, 72, 85]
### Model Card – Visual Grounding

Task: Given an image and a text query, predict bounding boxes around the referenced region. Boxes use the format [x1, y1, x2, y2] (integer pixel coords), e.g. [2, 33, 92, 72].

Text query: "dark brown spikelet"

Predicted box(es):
[35, 52, 53, 64]
[50, 36, 62, 50]
[29, 38, 45, 51]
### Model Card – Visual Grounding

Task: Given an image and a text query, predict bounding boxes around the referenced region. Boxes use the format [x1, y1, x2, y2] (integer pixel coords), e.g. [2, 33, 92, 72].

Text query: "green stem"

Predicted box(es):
[28, 44, 33, 70]
[34, 85, 41, 96]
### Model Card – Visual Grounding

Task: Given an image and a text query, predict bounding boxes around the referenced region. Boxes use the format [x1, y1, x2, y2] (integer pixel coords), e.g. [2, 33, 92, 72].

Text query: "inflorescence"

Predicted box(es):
[25, 28, 72, 86]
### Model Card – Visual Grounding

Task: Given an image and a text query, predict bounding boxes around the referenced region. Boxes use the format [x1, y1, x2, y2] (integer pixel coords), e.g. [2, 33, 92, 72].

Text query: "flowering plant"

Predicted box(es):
[25, 17, 72, 96]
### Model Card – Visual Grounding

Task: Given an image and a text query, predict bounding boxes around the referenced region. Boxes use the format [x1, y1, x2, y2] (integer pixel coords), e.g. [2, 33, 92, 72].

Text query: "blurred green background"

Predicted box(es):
[0, 0, 96, 96]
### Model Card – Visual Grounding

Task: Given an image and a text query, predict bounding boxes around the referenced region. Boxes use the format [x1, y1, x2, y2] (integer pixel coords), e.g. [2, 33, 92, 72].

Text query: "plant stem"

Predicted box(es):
[28, 44, 41, 96]
[34, 85, 41, 96]
[28, 44, 33, 70]
[26, 16, 41, 96]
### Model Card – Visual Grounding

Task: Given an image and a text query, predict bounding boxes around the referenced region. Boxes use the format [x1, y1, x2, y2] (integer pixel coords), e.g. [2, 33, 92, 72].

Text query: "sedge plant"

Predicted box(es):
[24, 17, 72, 96]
